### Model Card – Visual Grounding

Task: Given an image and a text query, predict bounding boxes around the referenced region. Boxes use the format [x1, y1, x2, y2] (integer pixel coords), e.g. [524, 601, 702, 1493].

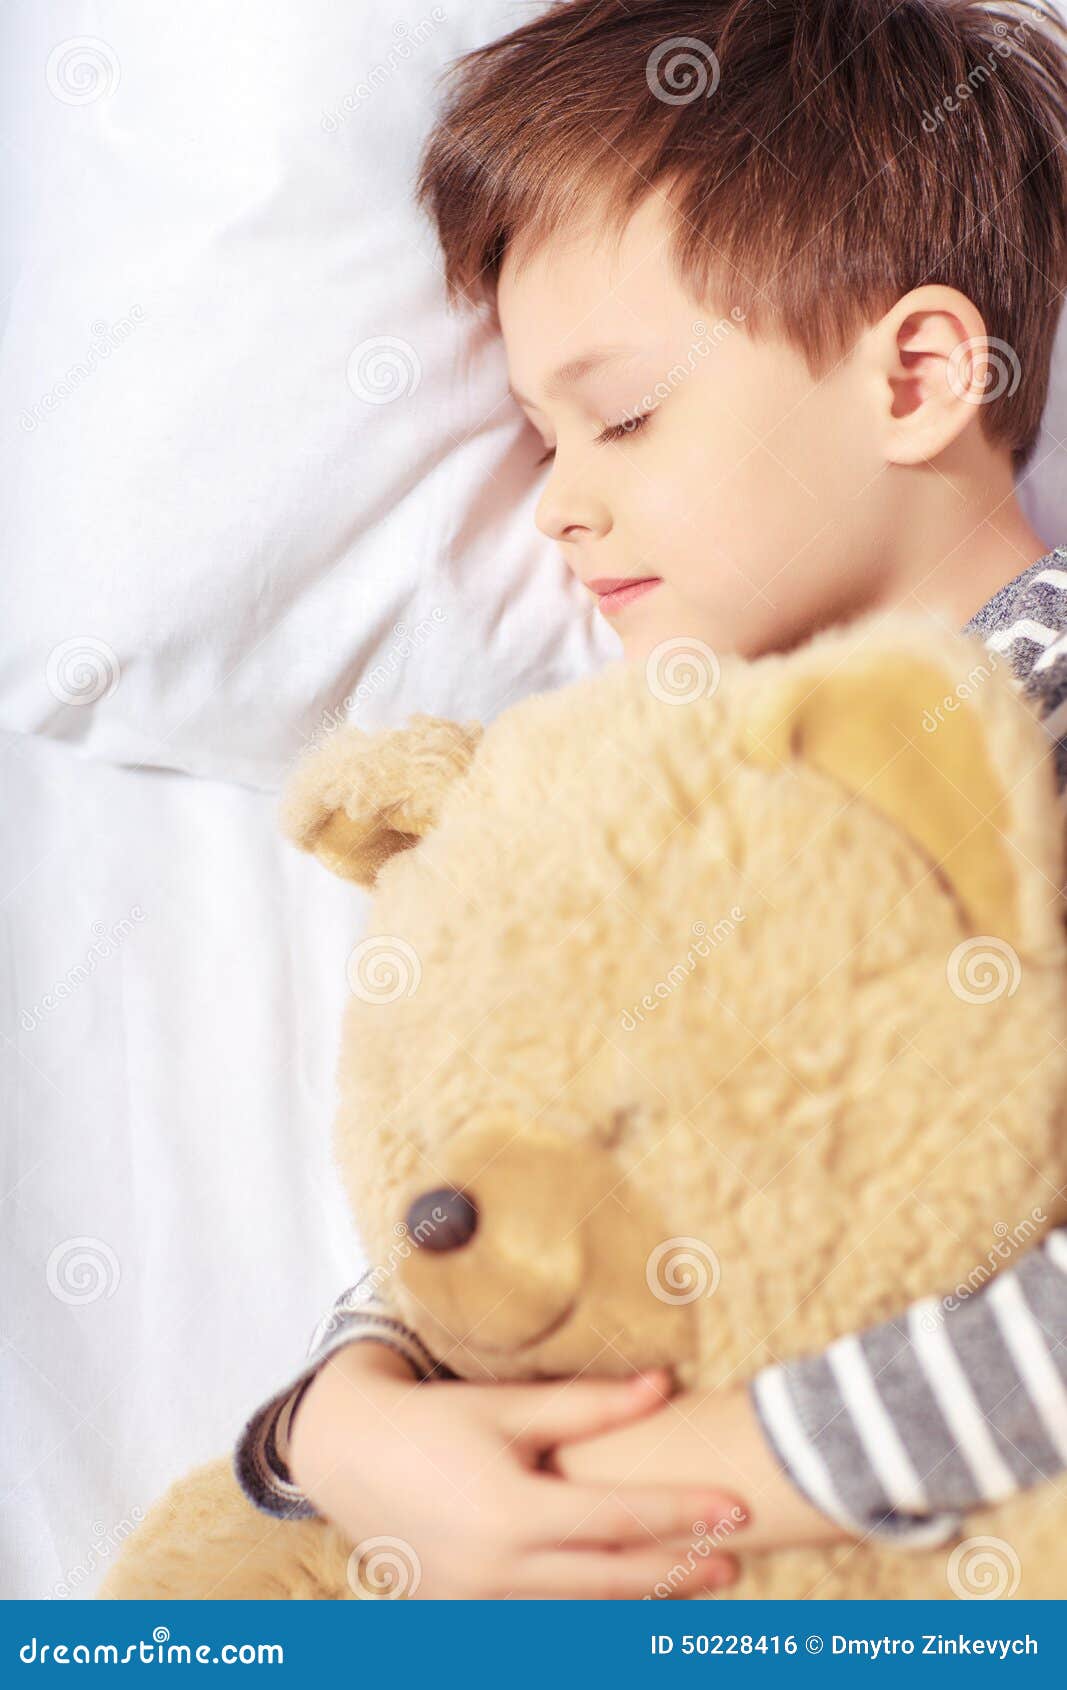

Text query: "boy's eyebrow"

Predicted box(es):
[508, 344, 634, 408]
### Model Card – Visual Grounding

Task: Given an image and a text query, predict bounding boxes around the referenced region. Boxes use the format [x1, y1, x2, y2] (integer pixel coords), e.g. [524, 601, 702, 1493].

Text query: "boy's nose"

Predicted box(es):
[404, 1186, 479, 1251]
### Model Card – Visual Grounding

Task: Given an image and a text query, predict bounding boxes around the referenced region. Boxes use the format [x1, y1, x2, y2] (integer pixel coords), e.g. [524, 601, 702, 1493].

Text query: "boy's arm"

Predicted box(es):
[749, 1228, 1067, 1545]
[232, 1273, 456, 1517]
[557, 1228, 1067, 1550]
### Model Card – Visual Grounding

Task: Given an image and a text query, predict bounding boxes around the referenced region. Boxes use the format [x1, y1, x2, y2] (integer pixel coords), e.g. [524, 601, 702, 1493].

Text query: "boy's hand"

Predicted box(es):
[552, 1383, 848, 1553]
[289, 1341, 745, 1599]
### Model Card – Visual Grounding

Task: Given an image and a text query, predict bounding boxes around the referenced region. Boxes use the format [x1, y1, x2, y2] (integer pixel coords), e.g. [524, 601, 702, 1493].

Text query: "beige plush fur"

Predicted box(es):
[102, 612, 1067, 1600]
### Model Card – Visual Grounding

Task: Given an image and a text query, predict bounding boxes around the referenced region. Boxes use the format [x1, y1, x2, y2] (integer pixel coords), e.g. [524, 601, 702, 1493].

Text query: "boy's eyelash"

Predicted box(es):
[536, 408, 655, 466]
[596, 409, 654, 446]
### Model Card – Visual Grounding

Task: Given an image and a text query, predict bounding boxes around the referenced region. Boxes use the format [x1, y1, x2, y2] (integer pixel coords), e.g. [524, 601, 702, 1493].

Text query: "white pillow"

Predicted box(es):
[1, 1, 616, 790]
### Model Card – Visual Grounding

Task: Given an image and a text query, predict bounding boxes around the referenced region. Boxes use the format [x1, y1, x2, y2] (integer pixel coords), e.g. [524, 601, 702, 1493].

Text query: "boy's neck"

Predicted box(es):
[871, 452, 1049, 630]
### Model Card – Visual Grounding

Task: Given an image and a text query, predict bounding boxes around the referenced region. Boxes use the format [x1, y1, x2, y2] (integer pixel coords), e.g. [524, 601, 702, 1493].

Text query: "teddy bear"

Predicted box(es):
[101, 610, 1067, 1600]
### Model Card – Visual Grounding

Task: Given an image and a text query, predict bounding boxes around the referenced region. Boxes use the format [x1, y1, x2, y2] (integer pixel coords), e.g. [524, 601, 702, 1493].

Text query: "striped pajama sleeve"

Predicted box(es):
[750, 1231, 1067, 1545]
[236, 543, 1067, 1531]
[233, 1272, 457, 1518]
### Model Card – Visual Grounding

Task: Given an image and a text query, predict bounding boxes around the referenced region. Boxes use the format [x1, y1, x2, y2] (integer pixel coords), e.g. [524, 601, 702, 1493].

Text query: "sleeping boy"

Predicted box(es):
[234, 0, 1067, 1597]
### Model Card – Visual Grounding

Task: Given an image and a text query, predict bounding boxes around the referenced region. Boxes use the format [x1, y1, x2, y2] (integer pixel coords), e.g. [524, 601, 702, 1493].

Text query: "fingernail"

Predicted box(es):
[701, 1498, 747, 1530]
[635, 1367, 672, 1393]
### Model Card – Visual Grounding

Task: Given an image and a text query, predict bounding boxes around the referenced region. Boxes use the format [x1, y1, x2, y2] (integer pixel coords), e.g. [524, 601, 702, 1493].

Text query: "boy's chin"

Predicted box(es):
[619, 603, 802, 668]
[615, 602, 732, 669]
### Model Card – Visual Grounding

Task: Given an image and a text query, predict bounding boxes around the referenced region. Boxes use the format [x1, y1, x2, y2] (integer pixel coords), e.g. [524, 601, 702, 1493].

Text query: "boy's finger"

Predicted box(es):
[524, 1480, 747, 1550]
[496, 1369, 673, 1450]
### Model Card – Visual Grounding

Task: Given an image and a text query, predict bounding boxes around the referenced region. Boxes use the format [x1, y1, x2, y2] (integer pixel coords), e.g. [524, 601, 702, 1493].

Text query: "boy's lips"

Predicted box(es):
[587, 576, 663, 616]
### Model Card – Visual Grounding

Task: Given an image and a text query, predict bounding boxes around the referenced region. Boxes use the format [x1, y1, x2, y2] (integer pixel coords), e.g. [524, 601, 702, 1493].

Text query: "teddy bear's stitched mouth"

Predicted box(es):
[467, 1296, 578, 1355]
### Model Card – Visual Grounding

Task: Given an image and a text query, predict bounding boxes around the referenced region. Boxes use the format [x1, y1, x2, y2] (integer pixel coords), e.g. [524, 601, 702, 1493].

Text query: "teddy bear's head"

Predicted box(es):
[283, 616, 1067, 1390]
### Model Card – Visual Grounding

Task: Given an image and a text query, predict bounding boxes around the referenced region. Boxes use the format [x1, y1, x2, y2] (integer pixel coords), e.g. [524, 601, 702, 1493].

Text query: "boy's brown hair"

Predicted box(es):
[417, 0, 1067, 469]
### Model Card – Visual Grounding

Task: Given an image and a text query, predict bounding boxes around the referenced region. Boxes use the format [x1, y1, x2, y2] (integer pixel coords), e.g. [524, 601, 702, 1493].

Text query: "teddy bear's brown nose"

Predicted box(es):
[405, 1186, 479, 1251]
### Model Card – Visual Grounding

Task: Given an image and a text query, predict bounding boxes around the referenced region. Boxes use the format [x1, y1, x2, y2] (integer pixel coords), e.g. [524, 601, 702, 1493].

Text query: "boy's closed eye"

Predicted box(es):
[535, 406, 656, 466]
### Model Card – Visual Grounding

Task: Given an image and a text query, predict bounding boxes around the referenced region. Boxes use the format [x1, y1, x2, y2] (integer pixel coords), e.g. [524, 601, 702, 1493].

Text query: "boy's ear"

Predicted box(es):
[742, 623, 1061, 952]
[281, 715, 484, 888]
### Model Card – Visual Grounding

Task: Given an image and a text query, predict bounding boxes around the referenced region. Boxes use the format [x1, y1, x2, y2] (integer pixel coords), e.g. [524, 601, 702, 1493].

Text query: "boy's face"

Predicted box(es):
[497, 191, 894, 664]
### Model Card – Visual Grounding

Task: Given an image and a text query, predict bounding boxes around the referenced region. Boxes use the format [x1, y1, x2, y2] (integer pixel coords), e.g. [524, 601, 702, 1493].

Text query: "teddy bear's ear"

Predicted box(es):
[280, 714, 484, 887]
[742, 623, 1061, 951]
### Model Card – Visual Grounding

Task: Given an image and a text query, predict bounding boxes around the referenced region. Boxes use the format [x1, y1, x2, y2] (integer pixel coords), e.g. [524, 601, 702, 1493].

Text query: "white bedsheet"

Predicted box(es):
[1, 727, 381, 1598]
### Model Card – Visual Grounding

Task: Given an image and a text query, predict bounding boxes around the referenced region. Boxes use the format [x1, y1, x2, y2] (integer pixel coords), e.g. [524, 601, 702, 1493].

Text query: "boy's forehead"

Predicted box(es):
[497, 192, 698, 402]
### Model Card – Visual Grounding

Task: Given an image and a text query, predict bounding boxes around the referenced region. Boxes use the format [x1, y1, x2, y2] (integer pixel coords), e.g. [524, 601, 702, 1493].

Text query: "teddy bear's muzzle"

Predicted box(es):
[395, 1121, 698, 1371]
